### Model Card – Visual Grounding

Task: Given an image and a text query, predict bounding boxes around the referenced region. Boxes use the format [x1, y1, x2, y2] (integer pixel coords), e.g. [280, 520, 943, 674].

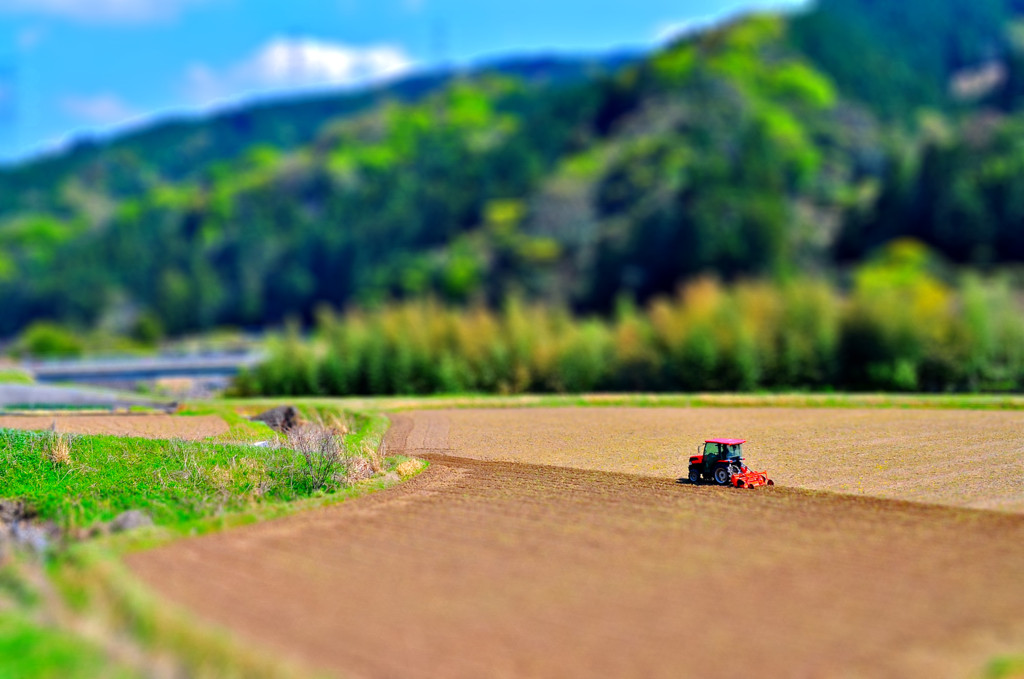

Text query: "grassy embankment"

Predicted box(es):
[0, 402, 422, 678]
[0, 610, 136, 679]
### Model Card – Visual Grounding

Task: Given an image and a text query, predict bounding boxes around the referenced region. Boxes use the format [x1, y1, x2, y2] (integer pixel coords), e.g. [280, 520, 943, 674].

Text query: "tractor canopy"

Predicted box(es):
[703, 439, 745, 461]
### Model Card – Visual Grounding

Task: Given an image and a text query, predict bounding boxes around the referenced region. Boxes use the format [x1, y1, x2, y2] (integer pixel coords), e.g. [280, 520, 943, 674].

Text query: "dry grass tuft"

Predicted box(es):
[346, 457, 374, 483]
[395, 459, 423, 478]
[45, 432, 72, 468]
[327, 413, 350, 436]
[362, 439, 385, 473]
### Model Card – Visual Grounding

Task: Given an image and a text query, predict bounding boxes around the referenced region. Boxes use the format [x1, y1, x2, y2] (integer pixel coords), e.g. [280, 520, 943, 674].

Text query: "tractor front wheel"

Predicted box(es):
[688, 467, 701, 484]
[713, 466, 732, 486]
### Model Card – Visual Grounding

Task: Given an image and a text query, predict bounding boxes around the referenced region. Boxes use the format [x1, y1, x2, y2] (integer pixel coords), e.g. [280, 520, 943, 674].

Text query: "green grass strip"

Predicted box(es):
[0, 610, 138, 679]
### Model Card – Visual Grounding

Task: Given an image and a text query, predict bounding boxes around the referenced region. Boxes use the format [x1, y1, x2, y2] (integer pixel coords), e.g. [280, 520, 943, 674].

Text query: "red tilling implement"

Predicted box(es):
[730, 467, 773, 489]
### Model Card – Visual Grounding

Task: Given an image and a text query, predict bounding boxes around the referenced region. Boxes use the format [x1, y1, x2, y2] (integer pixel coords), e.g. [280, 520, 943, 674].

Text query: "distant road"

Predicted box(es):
[24, 354, 263, 385]
[0, 384, 174, 411]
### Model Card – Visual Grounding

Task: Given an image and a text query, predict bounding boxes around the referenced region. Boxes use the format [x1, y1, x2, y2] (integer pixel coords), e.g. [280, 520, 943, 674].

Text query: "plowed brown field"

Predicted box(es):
[402, 407, 1024, 512]
[127, 408, 1024, 678]
[0, 413, 227, 439]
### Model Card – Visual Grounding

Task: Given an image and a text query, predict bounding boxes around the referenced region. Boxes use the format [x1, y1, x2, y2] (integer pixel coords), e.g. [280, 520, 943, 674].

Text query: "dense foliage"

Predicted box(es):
[838, 116, 1024, 264]
[0, 13, 884, 336]
[234, 244, 1024, 396]
[2, 0, 1024, 364]
[0, 56, 616, 220]
[790, 0, 1024, 117]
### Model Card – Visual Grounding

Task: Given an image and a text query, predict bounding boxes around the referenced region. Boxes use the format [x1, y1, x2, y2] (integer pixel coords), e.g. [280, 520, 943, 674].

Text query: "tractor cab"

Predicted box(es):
[707, 440, 744, 463]
[687, 438, 772, 487]
[690, 438, 746, 469]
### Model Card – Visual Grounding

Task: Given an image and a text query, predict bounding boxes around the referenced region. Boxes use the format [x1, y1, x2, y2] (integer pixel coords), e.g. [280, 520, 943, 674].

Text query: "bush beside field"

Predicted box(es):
[235, 249, 1024, 397]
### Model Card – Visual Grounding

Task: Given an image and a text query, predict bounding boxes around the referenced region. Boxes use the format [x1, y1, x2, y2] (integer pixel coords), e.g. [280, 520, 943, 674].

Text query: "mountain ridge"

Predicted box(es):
[2, 0, 1023, 340]
[0, 52, 635, 216]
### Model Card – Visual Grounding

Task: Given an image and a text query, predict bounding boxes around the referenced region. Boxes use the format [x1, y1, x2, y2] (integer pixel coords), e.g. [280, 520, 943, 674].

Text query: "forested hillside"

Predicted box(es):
[791, 0, 1024, 116]
[1, 0, 1023, 343]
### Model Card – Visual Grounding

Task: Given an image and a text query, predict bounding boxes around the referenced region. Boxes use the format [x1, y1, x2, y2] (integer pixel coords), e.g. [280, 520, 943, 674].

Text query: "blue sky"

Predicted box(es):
[0, 0, 806, 163]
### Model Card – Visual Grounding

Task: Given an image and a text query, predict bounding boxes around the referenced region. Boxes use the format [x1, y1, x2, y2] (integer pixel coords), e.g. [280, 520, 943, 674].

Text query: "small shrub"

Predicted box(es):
[15, 322, 85, 359]
[285, 425, 352, 493]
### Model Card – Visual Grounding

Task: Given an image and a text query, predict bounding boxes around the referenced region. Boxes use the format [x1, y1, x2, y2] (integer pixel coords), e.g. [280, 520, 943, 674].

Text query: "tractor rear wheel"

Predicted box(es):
[688, 467, 701, 484]
[712, 466, 731, 486]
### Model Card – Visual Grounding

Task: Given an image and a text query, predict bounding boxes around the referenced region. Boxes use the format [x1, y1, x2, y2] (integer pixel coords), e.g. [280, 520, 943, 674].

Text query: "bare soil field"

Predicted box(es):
[399, 407, 1024, 512]
[0, 414, 227, 440]
[128, 451, 1024, 679]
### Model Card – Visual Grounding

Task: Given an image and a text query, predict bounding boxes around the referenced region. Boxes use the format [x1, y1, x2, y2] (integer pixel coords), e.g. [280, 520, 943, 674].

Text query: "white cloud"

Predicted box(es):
[62, 93, 137, 124]
[0, 0, 207, 23]
[187, 37, 414, 105]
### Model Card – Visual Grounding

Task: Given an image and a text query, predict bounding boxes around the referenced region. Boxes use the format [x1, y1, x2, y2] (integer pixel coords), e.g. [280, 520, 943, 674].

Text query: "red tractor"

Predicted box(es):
[688, 438, 773, 488]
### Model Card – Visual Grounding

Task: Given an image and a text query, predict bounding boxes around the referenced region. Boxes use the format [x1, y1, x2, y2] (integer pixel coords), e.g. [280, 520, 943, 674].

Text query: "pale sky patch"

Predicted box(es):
[0, 0, 208, 24]
[0, 79, 13, 116]
[16, 26, 45, 50]
[62, 93, 137, 124]
[186, 36, 415, 104]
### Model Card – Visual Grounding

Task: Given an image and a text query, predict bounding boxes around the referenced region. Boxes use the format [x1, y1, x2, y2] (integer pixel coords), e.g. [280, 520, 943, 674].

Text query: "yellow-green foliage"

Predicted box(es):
[0, 368, 34, 385]
[235, 247, 1024, 396]
[987, 655, 1024, 679]
[650, 14, 835, 191]
[14, 322, 85, 359]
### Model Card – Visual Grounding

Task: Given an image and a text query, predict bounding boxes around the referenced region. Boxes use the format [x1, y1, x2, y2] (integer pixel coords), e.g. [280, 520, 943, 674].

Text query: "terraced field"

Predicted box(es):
[126, 407, 1024, 678]
[0, 413, 229, 440]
